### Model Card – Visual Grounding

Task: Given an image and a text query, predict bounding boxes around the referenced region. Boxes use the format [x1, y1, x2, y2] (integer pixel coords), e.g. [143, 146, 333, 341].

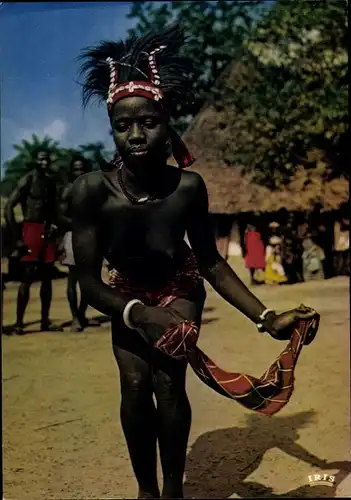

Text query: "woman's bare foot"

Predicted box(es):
[71, 318, 84, 332]
[80, 317, 100, 328]
[138, 487, 160, 499]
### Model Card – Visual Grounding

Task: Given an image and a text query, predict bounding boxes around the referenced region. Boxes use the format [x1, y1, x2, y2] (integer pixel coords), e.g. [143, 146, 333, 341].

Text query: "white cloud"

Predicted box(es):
[19, 118, 67, 143]
[42, 119, 67, 141]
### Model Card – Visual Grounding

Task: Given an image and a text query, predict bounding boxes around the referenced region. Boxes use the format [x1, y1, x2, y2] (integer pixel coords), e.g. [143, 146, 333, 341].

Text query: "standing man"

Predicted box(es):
[59, 155, 100, 332]
[73, 25, 319, 499]
[4, 149, 63, 335]
[281, 214, 303, 284]
[308, 203, 334, 279]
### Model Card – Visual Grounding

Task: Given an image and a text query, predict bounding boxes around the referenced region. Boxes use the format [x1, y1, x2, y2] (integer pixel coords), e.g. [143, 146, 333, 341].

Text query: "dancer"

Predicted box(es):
[4, 149, 63, 335]
[73, 25, 319, 499]
[59, 156, 100, 332]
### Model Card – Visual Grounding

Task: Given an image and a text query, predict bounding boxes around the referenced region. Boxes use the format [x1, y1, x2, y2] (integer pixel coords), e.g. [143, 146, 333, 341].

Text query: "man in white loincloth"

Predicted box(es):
[59, 156, 100, 332]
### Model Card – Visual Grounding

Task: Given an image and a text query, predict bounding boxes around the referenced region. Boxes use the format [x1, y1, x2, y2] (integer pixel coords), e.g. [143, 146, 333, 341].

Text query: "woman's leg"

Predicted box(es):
[66, 266, 83, 331]
[113, 321, 160, 498]
[249, 268, 256, 285]
[14, 263, 37, 334]
[152, 295, 204, 499]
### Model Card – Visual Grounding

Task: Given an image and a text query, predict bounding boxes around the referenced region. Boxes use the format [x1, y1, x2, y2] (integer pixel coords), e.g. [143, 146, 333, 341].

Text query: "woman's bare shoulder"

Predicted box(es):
[71, 170, 105, 201]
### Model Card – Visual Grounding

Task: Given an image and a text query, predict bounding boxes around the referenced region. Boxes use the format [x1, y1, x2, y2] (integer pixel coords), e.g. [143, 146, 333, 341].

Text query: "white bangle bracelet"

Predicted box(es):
[259, 308, 275, 321]
[257, 308, 275, 333]
[123, 299, 144, 330]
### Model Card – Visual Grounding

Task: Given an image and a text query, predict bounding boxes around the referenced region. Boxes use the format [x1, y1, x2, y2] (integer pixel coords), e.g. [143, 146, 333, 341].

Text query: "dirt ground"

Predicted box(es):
[2, 258, 350, 499]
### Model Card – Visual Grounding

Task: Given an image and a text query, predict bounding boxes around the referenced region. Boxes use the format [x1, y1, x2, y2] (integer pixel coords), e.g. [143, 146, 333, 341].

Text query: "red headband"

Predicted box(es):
[106, 50, 195, 169]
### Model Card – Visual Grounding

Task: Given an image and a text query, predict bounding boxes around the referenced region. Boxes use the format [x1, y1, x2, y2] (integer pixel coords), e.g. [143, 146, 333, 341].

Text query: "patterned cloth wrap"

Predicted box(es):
[109, 251, 320, 416]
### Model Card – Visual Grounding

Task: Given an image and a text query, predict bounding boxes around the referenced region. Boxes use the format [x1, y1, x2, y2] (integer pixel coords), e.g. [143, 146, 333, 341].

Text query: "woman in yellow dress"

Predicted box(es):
[265, 236, 288, 285]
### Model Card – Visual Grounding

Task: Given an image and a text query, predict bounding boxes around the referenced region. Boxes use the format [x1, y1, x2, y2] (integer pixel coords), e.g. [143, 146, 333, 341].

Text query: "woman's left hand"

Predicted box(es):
[268, 304, 320, 344]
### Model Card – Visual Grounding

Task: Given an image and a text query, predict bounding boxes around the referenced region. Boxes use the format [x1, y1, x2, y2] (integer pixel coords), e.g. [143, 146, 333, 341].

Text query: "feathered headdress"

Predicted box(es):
[78, 23, 196, 168]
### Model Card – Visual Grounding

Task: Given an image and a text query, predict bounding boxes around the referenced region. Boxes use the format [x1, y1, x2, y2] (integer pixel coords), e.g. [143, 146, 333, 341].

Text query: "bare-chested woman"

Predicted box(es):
[72, 25, 319, 499]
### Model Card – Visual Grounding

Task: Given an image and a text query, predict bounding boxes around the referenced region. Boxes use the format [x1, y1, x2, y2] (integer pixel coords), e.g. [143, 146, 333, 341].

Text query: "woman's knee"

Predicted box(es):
[21, 263, 38, 285]
[121, 370, 152, 395]
[153, 363, 188, 404]
[113, 341, 153, 400]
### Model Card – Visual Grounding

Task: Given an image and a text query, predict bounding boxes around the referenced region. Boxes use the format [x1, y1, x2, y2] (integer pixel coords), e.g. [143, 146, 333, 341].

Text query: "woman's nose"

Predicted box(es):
[129, 123, 145, 142]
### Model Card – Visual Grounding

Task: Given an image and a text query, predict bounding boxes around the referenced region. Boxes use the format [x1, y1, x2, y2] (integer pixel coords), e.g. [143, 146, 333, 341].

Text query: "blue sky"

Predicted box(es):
[0, 2, 137, 167]
[0, 1, 275, 170]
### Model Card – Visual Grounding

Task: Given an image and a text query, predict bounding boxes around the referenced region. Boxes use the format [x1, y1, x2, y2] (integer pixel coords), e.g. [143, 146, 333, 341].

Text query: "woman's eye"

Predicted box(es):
[143, 120, 158, 128]
[114, 122, 129, 132]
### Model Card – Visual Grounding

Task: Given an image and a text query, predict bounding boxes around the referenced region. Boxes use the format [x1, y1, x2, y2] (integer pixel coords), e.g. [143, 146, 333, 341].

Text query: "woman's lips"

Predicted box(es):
[129, 149, 148, 156]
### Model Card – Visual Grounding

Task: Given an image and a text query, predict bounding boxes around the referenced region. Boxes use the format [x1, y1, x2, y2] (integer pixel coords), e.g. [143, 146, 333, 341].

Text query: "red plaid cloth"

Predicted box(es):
[178, 319, 317, 416]
[109, 252, 319, 416]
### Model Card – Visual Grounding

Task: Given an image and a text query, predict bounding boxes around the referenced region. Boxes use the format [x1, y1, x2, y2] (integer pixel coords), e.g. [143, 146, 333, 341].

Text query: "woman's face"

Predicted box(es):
[110, 96, 169, 169]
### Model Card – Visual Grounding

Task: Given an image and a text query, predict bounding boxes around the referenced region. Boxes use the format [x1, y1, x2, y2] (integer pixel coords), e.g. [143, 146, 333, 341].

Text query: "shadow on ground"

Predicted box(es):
[184, 410, 350, 498]
[2, 304, 218, 335]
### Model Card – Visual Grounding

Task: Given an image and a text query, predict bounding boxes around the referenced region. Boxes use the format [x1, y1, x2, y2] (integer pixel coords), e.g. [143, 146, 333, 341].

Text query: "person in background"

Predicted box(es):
[268, 221, 281, 238]
[4, 149, 63, 335]
[302, 235, 325, 281]
[243, 217, 266, 285]
[281, 213, 303, 284]
[265, 235, 288, 285]
[308, 203, 334, 279]
[334, 211, 349, 276]
[266, 221, 281, 259]
[59, 156, 101, 332]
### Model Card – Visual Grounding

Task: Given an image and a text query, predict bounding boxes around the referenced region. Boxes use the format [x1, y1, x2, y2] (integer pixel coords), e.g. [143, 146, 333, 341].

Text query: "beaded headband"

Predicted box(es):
[106, 45, 167, 111]
[105, 44, 195, 168]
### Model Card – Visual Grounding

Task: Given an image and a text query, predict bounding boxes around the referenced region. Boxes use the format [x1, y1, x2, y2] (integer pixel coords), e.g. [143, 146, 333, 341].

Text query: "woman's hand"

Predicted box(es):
[266, 304, 320, 344]
[130, 303, 186, 344]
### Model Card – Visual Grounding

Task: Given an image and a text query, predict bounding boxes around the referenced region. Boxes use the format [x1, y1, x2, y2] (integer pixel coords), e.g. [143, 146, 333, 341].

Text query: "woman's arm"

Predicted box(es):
[71, 175, 132, 320]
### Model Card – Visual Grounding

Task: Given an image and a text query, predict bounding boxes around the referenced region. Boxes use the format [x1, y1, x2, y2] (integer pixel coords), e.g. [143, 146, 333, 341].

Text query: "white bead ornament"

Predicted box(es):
[105, 48, 166, 104]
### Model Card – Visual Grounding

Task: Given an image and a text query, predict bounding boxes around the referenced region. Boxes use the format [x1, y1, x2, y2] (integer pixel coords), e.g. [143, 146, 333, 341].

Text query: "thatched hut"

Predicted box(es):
[178, 140, 348, 258]
[180, 53, 349, 258]
[182, 147, 349, 214]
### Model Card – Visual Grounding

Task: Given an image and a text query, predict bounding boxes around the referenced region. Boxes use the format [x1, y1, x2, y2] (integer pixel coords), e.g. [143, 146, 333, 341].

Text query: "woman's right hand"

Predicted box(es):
[130, 303, 186, 343]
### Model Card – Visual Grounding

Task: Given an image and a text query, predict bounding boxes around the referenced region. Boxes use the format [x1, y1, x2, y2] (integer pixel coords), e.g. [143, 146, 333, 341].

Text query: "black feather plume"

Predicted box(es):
[77, 23, 196, 115]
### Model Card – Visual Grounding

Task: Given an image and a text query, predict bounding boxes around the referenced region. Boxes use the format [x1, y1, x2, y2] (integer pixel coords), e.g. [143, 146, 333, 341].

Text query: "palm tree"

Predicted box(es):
[0, 134, 61, 195]
[78, 141, 111, 170]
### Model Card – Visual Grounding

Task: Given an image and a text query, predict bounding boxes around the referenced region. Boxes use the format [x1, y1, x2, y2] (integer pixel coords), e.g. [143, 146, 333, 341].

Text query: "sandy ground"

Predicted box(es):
[2, 258, 350, 499]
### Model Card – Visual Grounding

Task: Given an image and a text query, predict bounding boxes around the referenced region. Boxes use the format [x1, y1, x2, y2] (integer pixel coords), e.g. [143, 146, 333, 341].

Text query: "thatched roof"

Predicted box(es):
[181, 56, 349, 214]
[177, 147, 349, 214]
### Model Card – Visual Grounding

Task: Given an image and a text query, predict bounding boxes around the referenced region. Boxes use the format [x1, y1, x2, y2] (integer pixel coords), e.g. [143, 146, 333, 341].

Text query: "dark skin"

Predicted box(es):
[59, 160, 100, 332]
[72, 96, 318, 499]
[4, 151, 63, 334]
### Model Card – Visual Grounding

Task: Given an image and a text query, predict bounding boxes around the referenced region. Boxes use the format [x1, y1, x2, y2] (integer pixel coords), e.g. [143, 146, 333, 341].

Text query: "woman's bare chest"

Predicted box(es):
[100, 193, 187, 253]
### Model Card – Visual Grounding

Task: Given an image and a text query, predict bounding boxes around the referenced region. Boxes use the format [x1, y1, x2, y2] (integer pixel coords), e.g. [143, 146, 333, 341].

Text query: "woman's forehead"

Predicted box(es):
[111, 96, 163, 118]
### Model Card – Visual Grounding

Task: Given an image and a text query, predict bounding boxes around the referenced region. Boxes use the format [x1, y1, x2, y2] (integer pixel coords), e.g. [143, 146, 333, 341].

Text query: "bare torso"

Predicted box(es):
[20, 170, 58, 223]
[86, 165, 197, 287]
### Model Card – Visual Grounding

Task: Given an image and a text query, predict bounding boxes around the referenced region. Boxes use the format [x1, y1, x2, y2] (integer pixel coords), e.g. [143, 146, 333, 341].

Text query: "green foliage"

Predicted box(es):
[0, 135, 61, 196]
[127, 0, 266, 132]
[193, 0, 348, 188]
[78, 141, 112, 170]
[239, 0, 348, 186]
[0, 136, 112, 197]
